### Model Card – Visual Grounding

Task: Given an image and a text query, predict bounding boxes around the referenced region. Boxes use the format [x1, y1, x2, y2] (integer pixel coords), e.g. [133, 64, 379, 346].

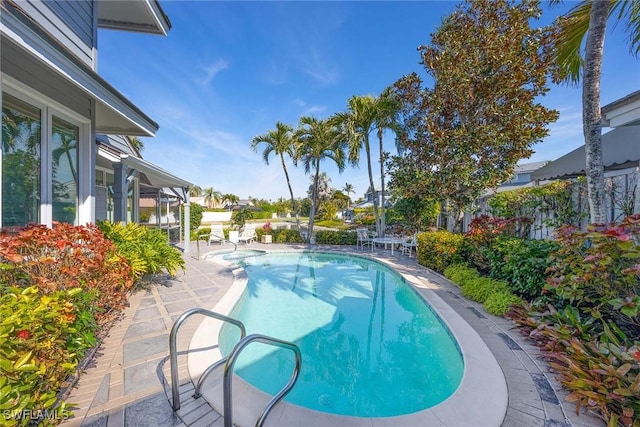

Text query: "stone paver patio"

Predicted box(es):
[61, 241, 605, 427]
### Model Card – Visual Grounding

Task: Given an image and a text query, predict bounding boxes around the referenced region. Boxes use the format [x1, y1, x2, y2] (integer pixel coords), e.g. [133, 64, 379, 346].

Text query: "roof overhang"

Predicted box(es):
[120, 154, 192, 191]
[532, 126, 640, 181]
[97, 0, 172, 36]
[1, 2, 159, 136]
[602, 91, 640, 127]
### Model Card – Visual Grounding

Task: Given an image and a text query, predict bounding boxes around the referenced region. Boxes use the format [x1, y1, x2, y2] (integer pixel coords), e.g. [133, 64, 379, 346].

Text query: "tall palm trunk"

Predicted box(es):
[583, 0, 609, 224]
[378, 128, 386, 237]
[280, 153, 302, 235]
[365, 135, 381, 237]
[307, 161, 321, 243]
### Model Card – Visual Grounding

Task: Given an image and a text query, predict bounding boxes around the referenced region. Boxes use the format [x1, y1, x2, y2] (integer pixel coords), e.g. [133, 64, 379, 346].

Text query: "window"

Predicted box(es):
[2, 84, 88, 228]
[1, 93, 41, 227]
[96, 169, 105, 186]
[51, 116, 79, 224]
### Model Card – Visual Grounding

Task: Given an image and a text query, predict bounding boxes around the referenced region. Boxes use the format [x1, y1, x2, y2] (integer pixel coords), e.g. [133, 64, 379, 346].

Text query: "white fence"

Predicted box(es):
[456, 168, 640, 239]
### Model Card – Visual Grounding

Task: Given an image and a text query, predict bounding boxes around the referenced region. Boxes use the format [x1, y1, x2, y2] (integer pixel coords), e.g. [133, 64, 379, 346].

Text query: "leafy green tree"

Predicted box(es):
[332, 189, 350, 215]
[250, 122, 302, 234]
[274, 197, 291, 217]
[231, 207, 253, 230]
[181, 202, 203, 231]
[390, 0, 559, 232]
[295, 117, 346, 242]
[553, 0, 640, 223]
[391, 195, 440, 232]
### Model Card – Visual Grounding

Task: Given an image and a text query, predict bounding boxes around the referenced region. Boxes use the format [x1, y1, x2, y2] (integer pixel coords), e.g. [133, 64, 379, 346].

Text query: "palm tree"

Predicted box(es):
[374, 87, 402, 235]
[250, 122, 302, 235]
[221, 193, 239, 211]
[189, 185, 203, 198]
[52, 130, 77, 185]
[332, 95, 382, 237]
[554, 0, 640, 223]
[343, 182, 354, 208]
[128, 136, 144, 154]
[295, 116, 346, 243]
[203, 187, 221, 209]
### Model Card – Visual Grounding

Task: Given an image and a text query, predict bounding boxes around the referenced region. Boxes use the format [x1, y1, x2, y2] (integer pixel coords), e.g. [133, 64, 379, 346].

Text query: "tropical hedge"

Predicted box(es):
[0, 222, 185, 424]
[416, 214, 640, 426]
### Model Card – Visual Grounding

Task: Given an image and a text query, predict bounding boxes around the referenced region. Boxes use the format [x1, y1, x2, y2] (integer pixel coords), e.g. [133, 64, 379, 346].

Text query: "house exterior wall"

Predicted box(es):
[2, 38, 93, 120]
[12, 0, 97, 68]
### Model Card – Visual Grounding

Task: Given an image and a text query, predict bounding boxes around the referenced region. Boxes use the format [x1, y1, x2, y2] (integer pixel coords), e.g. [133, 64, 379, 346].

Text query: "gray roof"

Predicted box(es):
[531, 126, 640, 181]
[514, 161, 548, 174]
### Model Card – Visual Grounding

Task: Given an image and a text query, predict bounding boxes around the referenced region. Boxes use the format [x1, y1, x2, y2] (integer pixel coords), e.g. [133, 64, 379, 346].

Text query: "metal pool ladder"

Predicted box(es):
[169, 308, 302, 427]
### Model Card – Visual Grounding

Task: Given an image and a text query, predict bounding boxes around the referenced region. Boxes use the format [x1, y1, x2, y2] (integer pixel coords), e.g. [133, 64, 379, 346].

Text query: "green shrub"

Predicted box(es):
[443, 263, 479, 287]
[272, 229, 305, 244]
[463, 215, 527, 272]
[0, 285, 90, 424]
[486, 237, 558, 300]
[545, 218, 640, 336]
[417, 231, 465, 273]
[0, 223, 132, 325]
[483, 290, 523, 316]
[182, 203, 204, 231]
[98, 221, 185, 281]
[251, 211, 275, 220]
[506, 214, 640, 426]
[314, 230, 357, 245]
[461, 277, 509, 303]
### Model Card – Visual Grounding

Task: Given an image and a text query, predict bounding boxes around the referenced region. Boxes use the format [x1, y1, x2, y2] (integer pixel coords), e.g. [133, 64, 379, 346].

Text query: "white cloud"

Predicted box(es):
[201, 59, 230, 85]
[302, 105, 327, 116]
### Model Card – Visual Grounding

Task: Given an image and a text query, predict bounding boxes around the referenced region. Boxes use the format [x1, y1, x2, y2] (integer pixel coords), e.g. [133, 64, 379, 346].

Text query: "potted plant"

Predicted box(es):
[261, 221, 273, 244]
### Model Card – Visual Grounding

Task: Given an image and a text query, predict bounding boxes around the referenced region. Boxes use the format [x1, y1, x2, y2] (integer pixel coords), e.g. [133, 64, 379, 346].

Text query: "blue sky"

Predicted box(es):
[98, 1, 640, 202]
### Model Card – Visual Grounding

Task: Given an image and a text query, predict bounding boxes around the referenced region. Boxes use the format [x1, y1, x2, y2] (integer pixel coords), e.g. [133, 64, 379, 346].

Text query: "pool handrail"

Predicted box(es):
[222, 334, 302, 427]
[169, 308, 246, 411]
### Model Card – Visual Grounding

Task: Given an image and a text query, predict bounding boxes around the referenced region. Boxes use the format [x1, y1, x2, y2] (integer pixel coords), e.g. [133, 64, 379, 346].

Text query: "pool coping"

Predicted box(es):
[187, 249, 508, 427]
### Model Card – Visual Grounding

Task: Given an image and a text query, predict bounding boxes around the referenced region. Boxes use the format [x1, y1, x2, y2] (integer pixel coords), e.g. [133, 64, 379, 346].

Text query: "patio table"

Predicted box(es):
[371, 237, 407, 255]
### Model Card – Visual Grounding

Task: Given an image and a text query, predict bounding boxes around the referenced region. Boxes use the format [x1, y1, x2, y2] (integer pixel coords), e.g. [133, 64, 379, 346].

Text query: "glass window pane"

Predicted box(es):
[2, 93, 41, 227]
[95, 169, 104, 186]
[52, 116, 78, 225]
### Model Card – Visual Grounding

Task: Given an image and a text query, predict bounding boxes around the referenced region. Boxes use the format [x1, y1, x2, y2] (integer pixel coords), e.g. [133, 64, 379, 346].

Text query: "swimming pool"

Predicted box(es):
[189, 249, 508, 426]
[218, 251, 463, 417]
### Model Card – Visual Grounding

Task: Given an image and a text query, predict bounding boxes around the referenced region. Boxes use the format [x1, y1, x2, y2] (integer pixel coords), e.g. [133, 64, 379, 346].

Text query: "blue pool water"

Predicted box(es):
[218, 251, 464, 417]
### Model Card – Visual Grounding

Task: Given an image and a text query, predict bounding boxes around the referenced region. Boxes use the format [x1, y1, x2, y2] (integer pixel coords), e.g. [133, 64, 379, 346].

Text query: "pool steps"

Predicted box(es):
[169, 308, 301, 427]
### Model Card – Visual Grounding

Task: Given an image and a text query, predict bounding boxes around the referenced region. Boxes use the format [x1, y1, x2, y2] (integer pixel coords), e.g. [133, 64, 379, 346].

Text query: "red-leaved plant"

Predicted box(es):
[0, 222, 133, 325]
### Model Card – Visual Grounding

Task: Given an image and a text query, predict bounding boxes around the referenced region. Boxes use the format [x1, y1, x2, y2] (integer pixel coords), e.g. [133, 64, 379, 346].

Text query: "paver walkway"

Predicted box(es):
[61, 242, 604, 427]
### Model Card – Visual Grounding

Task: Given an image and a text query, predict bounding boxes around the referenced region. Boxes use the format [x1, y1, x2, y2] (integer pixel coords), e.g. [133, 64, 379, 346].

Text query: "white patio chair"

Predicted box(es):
[238, 223, 257, 245]
[356, 228, 374, 251]
[208, 223, 225, 245]
[401, 233, 418, 257]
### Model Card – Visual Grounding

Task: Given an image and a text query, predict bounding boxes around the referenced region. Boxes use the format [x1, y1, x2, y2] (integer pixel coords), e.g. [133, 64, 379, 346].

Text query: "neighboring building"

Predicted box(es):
[601, 90, 640, 127]
[1, 1, 192, 247]
[467, 91, 640, 236]
[353, 188, 392, 209]
[531, 126, 640, 225]
[500, 161, 549, 188]
[225, 199, 256, 211]
[454, 161, 548, 232]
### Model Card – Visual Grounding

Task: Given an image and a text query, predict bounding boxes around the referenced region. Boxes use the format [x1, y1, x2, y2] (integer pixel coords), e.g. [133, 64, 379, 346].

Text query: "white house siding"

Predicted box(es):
[14, 0, 96, 67]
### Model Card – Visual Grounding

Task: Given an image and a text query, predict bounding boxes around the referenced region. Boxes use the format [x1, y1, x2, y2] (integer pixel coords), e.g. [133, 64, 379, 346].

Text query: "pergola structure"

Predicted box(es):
[97, 137, 194, 253]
